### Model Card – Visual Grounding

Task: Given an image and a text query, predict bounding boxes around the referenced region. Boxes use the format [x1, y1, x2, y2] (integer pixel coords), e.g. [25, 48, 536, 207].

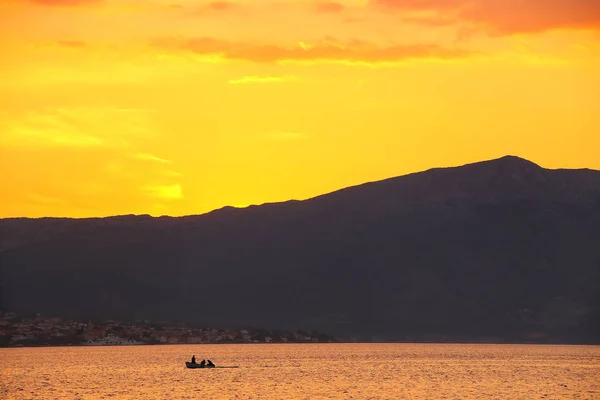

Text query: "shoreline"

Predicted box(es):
[3, 340, 599, 349]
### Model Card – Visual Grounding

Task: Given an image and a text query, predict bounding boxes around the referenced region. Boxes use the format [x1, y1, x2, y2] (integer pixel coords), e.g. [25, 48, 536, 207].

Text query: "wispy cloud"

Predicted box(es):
[313, 1, 345, 13]
[371, 0, 600, 35]
[21, 0, 102, 6]
[205, 1, 237, 11]
[1, 126, 105, 148]
[228, 75, 296, 84]
[134, 153, 172, 163]
[153, 37, 474, 65]
[179, 0, 242, 16]
[0, 107, 154, 149]
[143, 184, 183, 200]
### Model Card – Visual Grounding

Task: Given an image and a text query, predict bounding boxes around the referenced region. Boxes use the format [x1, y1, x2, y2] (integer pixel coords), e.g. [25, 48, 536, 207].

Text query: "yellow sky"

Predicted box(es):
[1, 0, 599, 218]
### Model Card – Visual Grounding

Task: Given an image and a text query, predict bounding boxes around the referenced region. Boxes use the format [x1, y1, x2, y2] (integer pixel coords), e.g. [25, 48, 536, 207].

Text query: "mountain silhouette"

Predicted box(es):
[1, 156, 599, 342]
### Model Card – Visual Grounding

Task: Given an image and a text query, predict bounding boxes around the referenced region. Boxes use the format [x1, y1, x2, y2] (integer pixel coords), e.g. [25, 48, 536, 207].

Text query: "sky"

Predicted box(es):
[1, 0, 599, 218]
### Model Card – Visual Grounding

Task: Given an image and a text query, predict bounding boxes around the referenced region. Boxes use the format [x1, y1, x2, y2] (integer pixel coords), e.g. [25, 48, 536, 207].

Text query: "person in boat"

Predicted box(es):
[206, 359, 215, 367]
[191, 355, 196, 364]
[199, 359, 206, 367]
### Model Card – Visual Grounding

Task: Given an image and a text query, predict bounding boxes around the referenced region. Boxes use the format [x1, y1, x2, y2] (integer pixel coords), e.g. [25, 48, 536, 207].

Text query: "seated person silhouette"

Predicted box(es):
[206, 359, 215, 368]
[199, 359, 206, 367]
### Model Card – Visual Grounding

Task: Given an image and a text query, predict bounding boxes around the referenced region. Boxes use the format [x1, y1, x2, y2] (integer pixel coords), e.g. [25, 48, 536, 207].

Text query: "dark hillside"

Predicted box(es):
[2, 156, 599, 342]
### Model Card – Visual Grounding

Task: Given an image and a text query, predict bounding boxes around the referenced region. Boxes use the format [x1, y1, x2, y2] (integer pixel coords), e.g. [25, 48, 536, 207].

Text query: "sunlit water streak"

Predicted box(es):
[2, 344, 599, 399]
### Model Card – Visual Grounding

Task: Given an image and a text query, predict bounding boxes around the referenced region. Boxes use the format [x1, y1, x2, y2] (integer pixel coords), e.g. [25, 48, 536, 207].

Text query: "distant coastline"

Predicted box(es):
[0, 312, 335, 348]
[3, 312, 597, 348]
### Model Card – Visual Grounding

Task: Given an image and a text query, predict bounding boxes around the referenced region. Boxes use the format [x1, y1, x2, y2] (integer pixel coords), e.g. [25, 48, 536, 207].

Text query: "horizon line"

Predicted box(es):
[2, 154, 597, 220]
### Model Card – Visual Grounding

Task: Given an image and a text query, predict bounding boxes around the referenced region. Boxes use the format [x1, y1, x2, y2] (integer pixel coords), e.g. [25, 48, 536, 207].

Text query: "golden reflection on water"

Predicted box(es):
[1, 344, 599, 399]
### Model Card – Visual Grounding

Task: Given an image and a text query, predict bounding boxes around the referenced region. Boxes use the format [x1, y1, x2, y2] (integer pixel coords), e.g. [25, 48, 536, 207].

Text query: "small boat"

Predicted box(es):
[185, 362, 239, 369]
[185, 362, 215, 369]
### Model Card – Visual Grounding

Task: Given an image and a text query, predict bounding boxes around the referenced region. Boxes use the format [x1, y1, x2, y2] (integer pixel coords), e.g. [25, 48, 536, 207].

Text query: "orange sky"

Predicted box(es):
[1, 0, 599, 218]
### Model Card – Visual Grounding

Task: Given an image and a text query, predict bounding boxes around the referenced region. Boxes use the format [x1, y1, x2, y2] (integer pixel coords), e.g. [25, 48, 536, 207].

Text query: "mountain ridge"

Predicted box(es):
[2, 155, 598, 223]
[1, 155, 599, 343]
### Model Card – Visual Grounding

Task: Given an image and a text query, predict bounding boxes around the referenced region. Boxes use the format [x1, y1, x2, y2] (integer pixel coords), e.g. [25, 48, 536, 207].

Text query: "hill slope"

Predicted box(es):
[1, 156, 599, 342]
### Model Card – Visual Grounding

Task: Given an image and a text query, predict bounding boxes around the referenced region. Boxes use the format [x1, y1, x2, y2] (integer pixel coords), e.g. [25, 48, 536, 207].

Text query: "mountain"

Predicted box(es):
[1, 156, 600, 342]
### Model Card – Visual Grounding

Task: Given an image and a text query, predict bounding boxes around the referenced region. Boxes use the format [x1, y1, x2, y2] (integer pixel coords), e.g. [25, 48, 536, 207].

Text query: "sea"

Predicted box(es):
[1, 343, 599, 399]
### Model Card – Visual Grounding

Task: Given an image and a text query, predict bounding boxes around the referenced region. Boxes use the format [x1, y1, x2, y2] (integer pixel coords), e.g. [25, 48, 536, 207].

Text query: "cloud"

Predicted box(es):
[23, 0, 101, 6]
[205, 1, 237, 11]
[372, 0, 463, 11]
[462, 0, 600, 34]
[0, 107, 153, 149]
[182, 1, 241, 16]
[314, 1, 345, 13]
[143, 184, 183, 200]
[134, 153, 172, 163]
[371, 0, 600, 34]
[1, 125, 105, 148]
[228, 75, 296, 84]
[153, 37, 473, 65]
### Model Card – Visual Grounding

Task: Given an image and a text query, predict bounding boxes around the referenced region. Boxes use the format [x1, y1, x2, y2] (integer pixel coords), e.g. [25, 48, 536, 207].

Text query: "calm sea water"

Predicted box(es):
[1, 343, 599, 399]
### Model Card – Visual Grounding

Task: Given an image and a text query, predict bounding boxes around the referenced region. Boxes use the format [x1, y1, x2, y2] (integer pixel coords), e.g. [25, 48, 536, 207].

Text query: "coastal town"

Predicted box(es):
[0, 312, 335, 347]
